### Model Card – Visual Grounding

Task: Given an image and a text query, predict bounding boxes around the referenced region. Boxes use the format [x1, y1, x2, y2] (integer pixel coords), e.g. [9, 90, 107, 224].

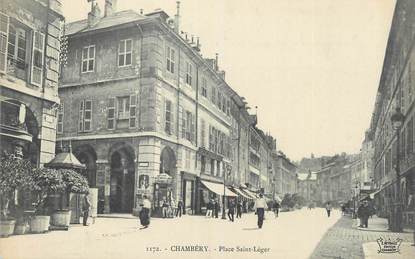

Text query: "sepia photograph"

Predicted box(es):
[0, 0, 415, 258]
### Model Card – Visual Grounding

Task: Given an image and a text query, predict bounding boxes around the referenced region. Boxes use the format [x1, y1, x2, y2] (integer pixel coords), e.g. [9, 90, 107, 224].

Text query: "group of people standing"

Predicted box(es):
[205, 198, 244, 221]
[161, 197, 184, 218]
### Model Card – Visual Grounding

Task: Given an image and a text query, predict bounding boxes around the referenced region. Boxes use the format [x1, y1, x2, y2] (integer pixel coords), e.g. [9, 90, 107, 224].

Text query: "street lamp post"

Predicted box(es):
[222, 165, 232, 219]
[391, 107, 405, 232]
[353, 181, 359, 219]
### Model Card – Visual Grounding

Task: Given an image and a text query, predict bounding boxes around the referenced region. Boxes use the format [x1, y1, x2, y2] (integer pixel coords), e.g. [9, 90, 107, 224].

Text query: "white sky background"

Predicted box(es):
[62, 0, 396, 161]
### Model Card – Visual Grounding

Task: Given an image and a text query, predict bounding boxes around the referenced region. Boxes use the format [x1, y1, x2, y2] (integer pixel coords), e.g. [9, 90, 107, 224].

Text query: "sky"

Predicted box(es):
[62, 0, 396, 161]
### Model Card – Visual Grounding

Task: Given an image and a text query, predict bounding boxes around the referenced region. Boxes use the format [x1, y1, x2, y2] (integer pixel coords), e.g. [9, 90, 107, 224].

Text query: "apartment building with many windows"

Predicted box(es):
[0, 0, 63, 165]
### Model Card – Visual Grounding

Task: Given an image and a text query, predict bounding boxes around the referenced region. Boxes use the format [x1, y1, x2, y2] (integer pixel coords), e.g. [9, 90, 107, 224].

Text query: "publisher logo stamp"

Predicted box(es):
[376, 237, 403, 254]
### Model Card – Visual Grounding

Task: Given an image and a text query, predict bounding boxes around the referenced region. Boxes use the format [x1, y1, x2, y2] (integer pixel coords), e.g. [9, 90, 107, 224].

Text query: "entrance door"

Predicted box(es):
[110, 150, 134, 213]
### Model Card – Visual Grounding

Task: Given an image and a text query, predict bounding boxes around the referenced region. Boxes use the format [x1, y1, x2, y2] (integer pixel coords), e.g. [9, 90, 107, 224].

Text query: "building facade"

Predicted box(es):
[272, 152, 298, 198]
[58, 1, 275, 215]
[370, 0, 415, 224]
[0, 0, 63, 165]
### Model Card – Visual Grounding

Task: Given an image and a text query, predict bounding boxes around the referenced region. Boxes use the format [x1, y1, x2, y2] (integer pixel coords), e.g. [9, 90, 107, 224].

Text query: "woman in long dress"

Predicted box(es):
[139, 195, 151, 229]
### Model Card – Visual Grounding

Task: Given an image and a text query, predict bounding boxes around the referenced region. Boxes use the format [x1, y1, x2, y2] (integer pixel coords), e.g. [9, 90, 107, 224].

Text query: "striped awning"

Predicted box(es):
[201, 180, 237, 197]
[231, 187, 252, 199]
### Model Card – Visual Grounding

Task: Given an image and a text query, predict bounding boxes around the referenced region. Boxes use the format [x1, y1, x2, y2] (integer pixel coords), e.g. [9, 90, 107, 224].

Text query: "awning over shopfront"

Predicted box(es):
[230, 187, 252, 199]
[369, 189, 382, 199]
[201, 180, 237, 197]
[242, 189, 258, 199]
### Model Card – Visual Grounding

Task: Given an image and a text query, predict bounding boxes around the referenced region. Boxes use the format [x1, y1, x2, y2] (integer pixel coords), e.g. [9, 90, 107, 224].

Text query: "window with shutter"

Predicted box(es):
[165, 99, 172, 134]
[186, 62, 192, 86]
[0, 12, 8, 74]
[201, 119, 205, 147]
[84, 100, 92, 131]
[181, 108, 186, 139]
[166, 46, 175, 73]
[108, 98, 115, 130]
[31, 31, 44, 86]
[57, 103, 64, 134]
[78, 100, 84, 132]
[129, 95, 137, 128]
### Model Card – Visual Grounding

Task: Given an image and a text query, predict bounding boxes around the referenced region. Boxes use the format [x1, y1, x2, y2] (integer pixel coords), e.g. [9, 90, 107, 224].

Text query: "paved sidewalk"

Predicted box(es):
[310, 215, 414, 259]
[353, 216, 413, 233]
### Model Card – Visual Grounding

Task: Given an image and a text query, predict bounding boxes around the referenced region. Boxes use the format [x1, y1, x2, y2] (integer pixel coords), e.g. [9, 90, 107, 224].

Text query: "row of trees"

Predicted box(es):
[0, 152, 89, 220]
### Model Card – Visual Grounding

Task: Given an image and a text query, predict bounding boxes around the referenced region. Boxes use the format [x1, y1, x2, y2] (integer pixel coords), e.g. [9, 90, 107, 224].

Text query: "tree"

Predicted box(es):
[57, 169, 89, 210]
[28, 167, 65, 215]
[0, 153, 33, 219]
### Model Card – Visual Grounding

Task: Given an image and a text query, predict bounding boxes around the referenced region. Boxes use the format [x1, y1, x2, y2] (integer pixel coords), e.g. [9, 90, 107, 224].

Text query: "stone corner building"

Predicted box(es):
[0, 0, 63, 165]
[58, 1, 278, 215]
[370, 0, 415, 226]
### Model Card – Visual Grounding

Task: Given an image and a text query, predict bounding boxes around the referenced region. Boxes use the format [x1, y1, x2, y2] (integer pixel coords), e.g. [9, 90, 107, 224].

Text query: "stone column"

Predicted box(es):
[96, 160, 111, 214]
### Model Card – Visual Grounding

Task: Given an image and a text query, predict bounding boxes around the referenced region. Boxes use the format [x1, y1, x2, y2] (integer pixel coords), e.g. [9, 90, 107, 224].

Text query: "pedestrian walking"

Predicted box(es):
[407, 194, 415, 246]
[205, 199, 213, 218]
[176, 199, 183, 217]
[227, 199, 235, 222]
[357, 202, 364, 227]
[254, 193, 268, 229]
[82, 193, 91, 226]
[273, 200, 280, 218]
[170, 198, 176, 218]
[236, 200, 243, 218]
[139, 195, 151, 229]
[361, 200, 370, 228]
[214, 198, 219, 218]
[162, 197, 169, 218]
[341, 203, 346, 216]
[325, 202, 332, 217]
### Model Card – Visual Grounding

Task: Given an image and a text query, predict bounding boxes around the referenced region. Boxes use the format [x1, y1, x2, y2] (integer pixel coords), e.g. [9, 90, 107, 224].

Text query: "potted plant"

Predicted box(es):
[0, 153, 32, 237]
[27, 167, 65, 233]
[51, 169, 89, 228]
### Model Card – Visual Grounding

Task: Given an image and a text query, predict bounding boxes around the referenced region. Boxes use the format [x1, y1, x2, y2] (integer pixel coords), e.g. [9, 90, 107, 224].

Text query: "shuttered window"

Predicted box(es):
[407, 117, 413, 155]
[129, 95, 137, 128]
[57, 103, 64, 134]
[31, 31, 44, 86]
[166, 46, 175, 73]
[107, 97, 115, 130]
[84, 100, 92, 131]
[200, 119, 206, 147]
[79, 100, 92, 132]
[165, 99, 172, 134]
[0, 12, 8, 73]
[186, 62, 192, 86]
[79, 100, 84, 132]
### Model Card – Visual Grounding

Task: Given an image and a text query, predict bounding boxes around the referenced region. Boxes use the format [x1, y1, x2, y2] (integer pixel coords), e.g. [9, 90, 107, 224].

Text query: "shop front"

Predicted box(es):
[195, 177, 238, 215]
[181, 171, 197, 215]
[153, 173, 173, 217]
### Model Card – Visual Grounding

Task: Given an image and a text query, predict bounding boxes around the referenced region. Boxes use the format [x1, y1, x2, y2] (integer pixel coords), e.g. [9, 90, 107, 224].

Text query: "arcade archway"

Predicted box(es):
[109, 143, 135, 213]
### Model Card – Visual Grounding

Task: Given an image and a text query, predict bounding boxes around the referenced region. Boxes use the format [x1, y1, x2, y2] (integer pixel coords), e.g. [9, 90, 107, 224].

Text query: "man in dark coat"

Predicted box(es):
[227, 199, 235, 222]
[214, 198, 219, 218]
[273, 200, 280, 218]
[82, 194, 91, 226]
[176, 199, 183, 217]
[236, 200, 243, 218]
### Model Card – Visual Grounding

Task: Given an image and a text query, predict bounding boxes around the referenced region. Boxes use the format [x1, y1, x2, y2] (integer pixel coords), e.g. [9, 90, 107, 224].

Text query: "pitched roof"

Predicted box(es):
[45, 152, 86, 169]
[66, 10, 148, 36]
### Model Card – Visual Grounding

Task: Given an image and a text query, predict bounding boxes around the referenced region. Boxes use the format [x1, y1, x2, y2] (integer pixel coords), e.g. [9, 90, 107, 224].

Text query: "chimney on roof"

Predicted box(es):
[88, 2, 101, 27]
[215, 53, 219, 71]
[104, 0, 117, 17]
[174, 1, 180, 33]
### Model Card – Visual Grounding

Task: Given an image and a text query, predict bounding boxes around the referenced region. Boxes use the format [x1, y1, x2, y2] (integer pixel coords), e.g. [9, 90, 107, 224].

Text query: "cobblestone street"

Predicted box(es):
[310, 215, 414, 259]
[0, 208, 340, 259]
